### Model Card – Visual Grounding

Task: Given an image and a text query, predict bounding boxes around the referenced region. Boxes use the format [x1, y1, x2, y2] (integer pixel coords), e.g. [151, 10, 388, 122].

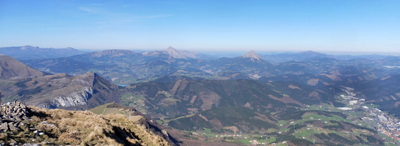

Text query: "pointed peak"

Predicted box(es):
[164, 46, 183, 58]
[164, 46, 179, 54]
[242, 50, 262, 60]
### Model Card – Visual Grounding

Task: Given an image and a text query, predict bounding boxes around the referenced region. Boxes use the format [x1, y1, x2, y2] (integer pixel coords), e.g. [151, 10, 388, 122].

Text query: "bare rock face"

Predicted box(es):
[242, 50, 262, 61]
[51, 87, 93, 107]
[35, 72, 97, 108]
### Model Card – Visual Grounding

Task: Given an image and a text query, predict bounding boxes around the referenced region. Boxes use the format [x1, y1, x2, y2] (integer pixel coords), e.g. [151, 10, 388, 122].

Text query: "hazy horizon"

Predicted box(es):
[1, 0, 399, 53]
[3, 44, 400, 56]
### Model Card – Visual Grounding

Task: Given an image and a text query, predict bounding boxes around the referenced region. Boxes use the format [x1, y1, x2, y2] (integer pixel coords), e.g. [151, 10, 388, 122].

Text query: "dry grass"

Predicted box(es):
[29, 106, 170, 146]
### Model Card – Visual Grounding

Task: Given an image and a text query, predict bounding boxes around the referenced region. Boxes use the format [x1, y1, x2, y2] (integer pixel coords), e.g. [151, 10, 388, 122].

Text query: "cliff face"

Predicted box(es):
[1, 72, 121, 110]
[50, 87, 93, 107]
[0, 56, 118, 110]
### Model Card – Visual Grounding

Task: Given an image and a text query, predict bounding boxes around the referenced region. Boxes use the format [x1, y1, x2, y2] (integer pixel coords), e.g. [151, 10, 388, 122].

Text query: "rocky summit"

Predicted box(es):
[0, 101, 31, 132]
[0, 101, 172, 146]
[241, 50, 262, 61]
[164, 46, 199, 59]
[0, 101, 49, 145]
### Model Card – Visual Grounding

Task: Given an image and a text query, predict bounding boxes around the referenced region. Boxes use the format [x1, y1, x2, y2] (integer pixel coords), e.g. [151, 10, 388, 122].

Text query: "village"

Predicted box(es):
[338, 86, 400, 145]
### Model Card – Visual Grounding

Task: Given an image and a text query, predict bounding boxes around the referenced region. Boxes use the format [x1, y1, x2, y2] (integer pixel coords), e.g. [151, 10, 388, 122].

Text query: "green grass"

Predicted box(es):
[158, 91, 172, 97]
[164, 114, 195, 123]
[240, 139, 251, 144]
[378, 133, 398, 146]
[302, 113, 344, 121]
[267, 137, 276, 144]
[277, 120, 288, 126]
[204, 128, 211, 133]
[267, 128, 277, 133]
[306, 103, 340, 112]
[292, 126, 323, 139]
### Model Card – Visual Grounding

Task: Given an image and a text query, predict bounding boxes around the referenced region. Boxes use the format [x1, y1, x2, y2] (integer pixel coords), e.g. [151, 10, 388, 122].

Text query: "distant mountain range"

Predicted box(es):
[143, 46, 201, 59]
[19, 47, 211, 85]
[0, 45, 86, 60]
[0, 54, 396, 145]
[10, 46, 399, 87]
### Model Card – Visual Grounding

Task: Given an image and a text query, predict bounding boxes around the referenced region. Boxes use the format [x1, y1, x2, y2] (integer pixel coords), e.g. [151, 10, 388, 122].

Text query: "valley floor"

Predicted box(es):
[159, 86, 400, 146]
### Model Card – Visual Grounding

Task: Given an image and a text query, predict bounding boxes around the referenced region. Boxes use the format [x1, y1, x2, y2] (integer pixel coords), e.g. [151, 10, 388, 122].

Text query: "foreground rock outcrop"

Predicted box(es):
[0, 101, 172, 146]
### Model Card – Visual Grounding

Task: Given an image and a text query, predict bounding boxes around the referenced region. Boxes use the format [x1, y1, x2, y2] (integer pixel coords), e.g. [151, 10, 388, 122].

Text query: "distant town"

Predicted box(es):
[337, 86, 400, 144]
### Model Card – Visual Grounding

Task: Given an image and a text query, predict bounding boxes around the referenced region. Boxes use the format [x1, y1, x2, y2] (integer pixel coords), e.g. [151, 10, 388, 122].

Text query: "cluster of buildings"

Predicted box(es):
[340, 86, 400, 143]
[370, 108, 400, 142]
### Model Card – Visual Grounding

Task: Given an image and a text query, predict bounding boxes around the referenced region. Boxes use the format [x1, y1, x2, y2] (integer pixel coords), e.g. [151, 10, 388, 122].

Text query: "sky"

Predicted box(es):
[0, 0, 399, 53]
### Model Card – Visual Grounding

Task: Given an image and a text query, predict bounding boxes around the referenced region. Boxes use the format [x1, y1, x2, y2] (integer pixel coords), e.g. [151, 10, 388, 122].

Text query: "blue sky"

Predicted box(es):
[0, 0, 399, 53]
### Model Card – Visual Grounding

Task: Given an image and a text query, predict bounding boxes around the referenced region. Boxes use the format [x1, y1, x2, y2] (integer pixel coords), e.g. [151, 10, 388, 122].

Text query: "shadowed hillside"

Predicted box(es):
[122, 76, 338, 119]
[0, 55, 45, 80]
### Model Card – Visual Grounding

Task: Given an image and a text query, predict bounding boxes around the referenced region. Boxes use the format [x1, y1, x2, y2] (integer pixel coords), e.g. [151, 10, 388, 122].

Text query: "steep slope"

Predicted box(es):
[169, 107, 278, 133]
[89, 103, 180, 145]
[354, 74, 400, 117]
[0, 72, 121, 109]
[0, 45, 85, 60]
[122, 76, 337, 119]
[0, 55, 45, 80]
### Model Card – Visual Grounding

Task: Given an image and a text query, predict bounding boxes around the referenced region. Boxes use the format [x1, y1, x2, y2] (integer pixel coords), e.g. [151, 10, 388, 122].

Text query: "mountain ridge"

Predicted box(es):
[0, 45, 86, 60]
[142, 46, 200, 59]
[0, 55, 45, 80]
[90, 49, 135, 57]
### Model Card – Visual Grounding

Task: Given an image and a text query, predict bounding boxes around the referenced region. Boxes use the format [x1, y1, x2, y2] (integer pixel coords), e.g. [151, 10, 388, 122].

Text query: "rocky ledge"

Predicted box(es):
[0, 101, 52, 145]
